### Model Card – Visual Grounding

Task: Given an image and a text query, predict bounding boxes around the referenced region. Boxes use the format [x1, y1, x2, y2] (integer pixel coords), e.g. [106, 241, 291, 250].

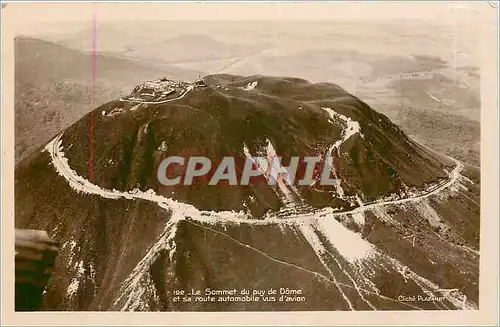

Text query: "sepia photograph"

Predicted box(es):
[2, 1, 499, 325]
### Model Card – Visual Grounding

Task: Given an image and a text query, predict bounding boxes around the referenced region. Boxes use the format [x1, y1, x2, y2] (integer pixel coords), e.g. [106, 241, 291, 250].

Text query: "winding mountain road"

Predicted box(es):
[47, 80, 466, 223]
[43, 92, 476, 311]
[45, 131, 464, 224]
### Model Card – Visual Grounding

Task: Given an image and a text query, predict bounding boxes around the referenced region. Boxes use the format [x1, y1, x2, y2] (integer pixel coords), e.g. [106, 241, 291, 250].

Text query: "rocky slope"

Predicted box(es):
[15, 74, 480, 311]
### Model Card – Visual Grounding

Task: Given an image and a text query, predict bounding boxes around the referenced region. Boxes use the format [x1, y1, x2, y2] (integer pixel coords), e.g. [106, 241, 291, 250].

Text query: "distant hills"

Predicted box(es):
[55, 28, 262, 65]
[15, 30, 481, 168]
[15, 37, 201, 163]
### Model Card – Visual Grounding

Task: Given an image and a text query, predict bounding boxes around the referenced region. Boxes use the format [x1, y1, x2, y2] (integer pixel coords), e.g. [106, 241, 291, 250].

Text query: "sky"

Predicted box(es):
[4, 1, 486, 26]
[3, 1, 489, 70]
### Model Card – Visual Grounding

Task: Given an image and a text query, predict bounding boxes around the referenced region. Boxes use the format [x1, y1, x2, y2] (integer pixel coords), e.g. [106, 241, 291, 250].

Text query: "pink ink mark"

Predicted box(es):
[89, 5, 97, 183]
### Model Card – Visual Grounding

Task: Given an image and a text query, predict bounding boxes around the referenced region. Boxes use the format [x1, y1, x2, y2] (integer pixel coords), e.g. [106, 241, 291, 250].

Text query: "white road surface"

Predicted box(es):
[44, 94, 476, 311]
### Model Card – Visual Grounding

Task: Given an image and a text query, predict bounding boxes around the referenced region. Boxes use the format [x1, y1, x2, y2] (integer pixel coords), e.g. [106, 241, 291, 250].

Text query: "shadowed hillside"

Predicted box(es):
[15, 74, 479, 311]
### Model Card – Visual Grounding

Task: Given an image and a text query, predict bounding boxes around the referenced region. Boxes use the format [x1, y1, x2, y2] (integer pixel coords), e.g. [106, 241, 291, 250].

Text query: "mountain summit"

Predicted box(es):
[15, 74, 479, 311]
